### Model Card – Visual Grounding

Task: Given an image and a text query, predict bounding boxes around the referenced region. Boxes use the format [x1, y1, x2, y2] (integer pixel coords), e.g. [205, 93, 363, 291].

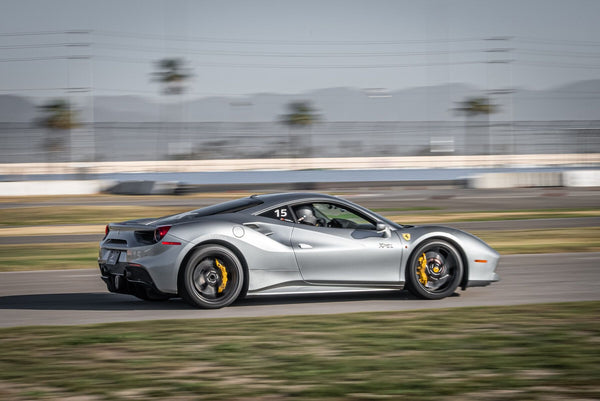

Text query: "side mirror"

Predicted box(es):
[376, 222, 390, 238]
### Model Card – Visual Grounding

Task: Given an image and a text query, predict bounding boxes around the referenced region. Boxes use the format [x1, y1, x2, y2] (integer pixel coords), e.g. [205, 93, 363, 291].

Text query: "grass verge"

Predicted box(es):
[0, 205, 192, 227]
[385, 208, 600, 224]
[472, 226, 600, 254]
[0, 243, 98, 271]
[0, 227, 598, 272]
[0, 302, 598, 400]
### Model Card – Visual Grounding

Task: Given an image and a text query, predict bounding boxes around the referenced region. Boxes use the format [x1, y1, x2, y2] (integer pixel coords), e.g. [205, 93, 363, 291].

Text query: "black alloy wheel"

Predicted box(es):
[180, 245, 244, 309]
[406, 239, 464, 300]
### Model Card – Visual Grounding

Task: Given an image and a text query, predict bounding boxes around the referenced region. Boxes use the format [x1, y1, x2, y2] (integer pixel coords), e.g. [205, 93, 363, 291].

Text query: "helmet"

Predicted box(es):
[295, 205, 317, 225]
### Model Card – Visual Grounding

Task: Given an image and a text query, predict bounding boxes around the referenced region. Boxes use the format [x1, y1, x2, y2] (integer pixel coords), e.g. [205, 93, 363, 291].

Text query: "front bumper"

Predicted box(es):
[466, 272, 500, 288]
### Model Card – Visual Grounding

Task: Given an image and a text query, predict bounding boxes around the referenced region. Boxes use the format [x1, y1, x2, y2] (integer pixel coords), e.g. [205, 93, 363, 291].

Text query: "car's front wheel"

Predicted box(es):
[179, 245, 244, 309]
[405, 239, 463, 300]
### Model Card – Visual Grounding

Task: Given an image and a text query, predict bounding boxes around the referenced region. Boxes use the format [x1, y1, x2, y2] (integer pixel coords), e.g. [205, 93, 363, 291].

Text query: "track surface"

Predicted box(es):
[0, 252, 598, 327]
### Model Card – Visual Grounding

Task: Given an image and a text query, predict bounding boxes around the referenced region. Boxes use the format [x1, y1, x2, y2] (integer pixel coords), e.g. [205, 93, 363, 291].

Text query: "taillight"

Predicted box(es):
[104, 225, 110, 239]
[154, 226, 171, 242]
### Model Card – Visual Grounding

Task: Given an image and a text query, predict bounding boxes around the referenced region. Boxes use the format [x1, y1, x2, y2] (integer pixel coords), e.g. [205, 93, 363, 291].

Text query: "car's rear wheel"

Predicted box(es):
[405, 239, 463, 300]
[180, 245, 244, 309]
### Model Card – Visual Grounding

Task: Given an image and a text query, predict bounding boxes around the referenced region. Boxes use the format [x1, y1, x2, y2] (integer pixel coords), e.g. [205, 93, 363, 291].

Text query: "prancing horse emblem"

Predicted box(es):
[402, 233, 411, 241]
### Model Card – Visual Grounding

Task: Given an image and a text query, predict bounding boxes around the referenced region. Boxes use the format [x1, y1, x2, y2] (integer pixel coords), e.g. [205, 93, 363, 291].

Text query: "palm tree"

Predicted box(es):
[455, 97, 498, 155]
[38, 99, 80, 161]
[152, 58, 192, 95]
[280, 101, 320, 157]
[152, 58, 192, 159]
[456, 97, 497, 117]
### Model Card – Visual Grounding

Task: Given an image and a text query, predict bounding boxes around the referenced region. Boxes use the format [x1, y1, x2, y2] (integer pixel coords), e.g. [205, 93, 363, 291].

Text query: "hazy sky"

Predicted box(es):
[1, 0, 600, 99]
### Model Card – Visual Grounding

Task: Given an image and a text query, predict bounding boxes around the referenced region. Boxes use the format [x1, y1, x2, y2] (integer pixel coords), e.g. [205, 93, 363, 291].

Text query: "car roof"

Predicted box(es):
[252, 192, 340, 208]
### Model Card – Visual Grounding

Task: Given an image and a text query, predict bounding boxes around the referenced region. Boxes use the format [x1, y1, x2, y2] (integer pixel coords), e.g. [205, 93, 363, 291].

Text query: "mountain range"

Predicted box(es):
[1, 80, 599, 123]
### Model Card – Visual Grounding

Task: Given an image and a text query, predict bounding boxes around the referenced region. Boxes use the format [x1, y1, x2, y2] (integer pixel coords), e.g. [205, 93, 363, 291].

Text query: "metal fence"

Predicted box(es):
[0, 121, 599, 163]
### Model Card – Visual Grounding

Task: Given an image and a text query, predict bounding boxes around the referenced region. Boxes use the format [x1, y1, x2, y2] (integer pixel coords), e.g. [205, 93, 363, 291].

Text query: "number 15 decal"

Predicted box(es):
[274, 208, 288, 218]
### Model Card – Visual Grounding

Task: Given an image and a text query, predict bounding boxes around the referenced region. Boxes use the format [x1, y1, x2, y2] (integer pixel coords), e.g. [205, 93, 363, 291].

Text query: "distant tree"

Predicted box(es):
[151, 58, 193, 159]
[37, 99, 80, 159]
[280, 101, 320, 157]
[455, 97, 498, 155]
[152, 58, 192, 95]
[455, 97, 497, 117]
[281, 101, 319, 128]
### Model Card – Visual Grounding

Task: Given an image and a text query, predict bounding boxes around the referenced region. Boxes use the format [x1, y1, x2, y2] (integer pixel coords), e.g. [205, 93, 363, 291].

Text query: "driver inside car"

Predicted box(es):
[294, 205, 320, 226]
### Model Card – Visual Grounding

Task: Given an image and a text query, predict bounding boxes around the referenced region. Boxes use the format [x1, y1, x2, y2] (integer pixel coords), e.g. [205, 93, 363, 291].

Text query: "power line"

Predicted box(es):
[0, 29, 91, 37]
[3, 29, 600, 48]
[2, 54, 598, 71]
[0, 30, 67, 37]
[519, 60, 600, 70]
[93, 55, 488, 69]
[0, 55, 90, 62]
[0, 43, 71, 50]
[3, 42, 600, 62]
[516, 49, 600, 59]
[91, 43, 487, 58]
[93, 29, 484, 46]
[517, 36, 600, 47]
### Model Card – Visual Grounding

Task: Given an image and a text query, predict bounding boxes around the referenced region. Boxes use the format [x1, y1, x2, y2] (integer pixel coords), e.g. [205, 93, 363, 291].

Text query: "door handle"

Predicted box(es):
[298, 243, 313, 249]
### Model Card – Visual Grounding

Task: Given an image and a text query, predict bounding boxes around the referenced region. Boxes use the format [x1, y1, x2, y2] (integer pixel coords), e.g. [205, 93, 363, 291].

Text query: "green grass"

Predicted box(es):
[0, 205, 191, 227]
[0, 243, 98, 271]
[473, 226, 600, 254]
[0, 302, 598, 400]
[384, 208, 600, 224]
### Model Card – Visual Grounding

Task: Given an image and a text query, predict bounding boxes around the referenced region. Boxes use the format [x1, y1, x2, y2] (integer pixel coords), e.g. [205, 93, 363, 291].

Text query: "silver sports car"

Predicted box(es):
[99, 193, 499, 308]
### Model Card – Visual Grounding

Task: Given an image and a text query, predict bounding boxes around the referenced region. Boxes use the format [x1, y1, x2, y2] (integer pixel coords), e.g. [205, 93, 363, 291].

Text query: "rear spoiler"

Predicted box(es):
[108, 222, 156, 232]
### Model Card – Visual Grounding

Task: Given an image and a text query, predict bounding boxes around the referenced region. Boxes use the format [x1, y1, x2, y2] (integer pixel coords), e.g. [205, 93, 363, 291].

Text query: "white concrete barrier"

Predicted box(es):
[0, 180, 114, 196]
[563, 170, 600, 187]
[468, 172, 563, 189]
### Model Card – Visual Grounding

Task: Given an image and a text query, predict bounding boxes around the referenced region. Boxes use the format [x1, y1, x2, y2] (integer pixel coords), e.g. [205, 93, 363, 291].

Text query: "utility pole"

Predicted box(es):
[485, 37, 514, 156]
[65, 30, 93, 163]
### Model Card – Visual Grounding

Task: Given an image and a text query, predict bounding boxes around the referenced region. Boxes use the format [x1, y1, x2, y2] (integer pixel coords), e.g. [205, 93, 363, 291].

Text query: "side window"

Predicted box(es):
[294, 202, 376, 229]
[293, 203, 321, 226]
[259, 206, 294, 222]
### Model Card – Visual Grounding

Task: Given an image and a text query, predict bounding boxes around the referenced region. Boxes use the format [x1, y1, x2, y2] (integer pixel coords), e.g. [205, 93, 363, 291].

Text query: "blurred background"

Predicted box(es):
[0, 0, 599, 178]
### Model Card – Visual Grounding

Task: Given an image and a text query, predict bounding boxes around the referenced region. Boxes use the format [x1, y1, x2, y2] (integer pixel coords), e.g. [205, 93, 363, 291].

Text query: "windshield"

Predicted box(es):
[151, 197, 263, 225]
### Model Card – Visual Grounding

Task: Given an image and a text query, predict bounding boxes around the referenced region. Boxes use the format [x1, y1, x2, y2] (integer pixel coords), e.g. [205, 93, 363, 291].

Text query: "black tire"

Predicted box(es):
[179, 245, 244, 309]
[405, 239, 463, 300]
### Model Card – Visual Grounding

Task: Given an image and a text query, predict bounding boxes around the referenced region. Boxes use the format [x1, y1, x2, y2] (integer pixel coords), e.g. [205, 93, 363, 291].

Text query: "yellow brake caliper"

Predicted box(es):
[417, 253, 428, 285]
[215, 259, 228, 293]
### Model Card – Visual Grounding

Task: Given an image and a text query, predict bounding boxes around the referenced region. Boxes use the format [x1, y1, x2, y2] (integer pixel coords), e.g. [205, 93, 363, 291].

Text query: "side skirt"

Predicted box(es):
[249, 280, 404, 295]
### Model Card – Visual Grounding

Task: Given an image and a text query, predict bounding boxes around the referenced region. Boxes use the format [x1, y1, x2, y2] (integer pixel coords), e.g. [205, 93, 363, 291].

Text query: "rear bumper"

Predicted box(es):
[99, 262, 172, 300]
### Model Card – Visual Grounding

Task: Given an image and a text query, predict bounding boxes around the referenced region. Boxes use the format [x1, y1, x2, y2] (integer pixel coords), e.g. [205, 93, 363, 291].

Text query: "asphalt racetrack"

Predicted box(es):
[0, 252, 598, 327]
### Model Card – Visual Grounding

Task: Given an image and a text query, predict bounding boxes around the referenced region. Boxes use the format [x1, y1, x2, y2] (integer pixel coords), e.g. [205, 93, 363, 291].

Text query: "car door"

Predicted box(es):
[243, 205, 297, 271]
[290, 202, 403, 284]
